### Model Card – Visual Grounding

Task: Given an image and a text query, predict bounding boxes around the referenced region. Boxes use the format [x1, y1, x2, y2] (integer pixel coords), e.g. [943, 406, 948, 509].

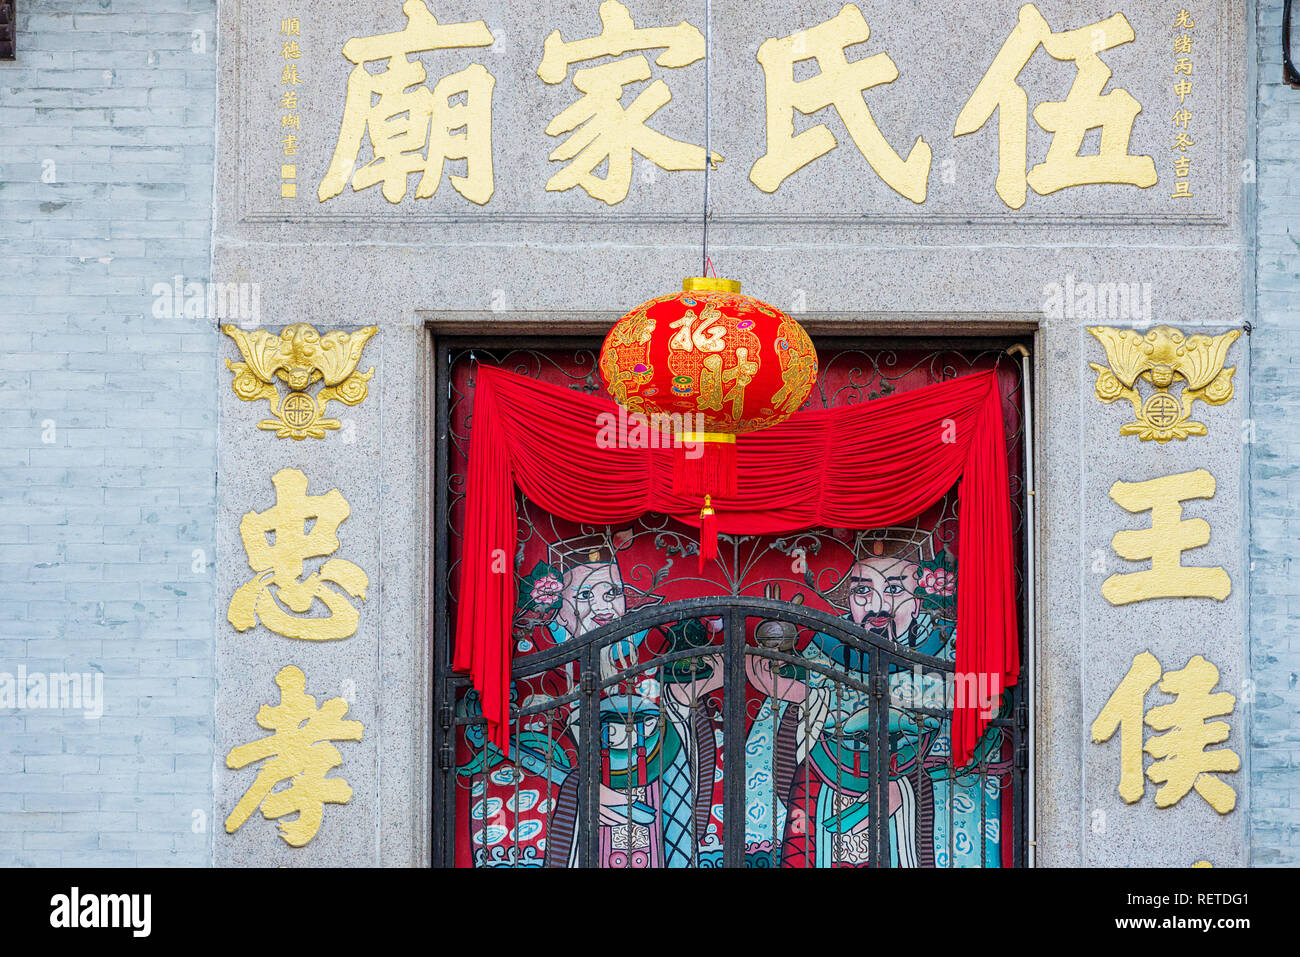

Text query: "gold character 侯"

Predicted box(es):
[1091, 652, 1239, 814]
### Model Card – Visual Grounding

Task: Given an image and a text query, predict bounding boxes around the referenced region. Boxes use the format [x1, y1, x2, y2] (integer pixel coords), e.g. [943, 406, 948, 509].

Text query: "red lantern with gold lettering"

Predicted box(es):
[599, 277, 818, 562]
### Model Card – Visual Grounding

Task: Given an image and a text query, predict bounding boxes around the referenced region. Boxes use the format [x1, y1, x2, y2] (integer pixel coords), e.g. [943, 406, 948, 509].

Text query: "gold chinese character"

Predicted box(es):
[955, 3, 1156, 209]
[1146, 656, 1238, 812]
[1170, 180, 1193, 199]
[750, 3, 930, 202]
[225, 666, 364, 846]
[1092, 652, 1238, 814]
[228, 468, 370, 641]
[1173, 34, 1193, 54]
[1173, 56, 1193, 76]
[1102, 469, 1230, 605]
[1172, 108, 1191, 129]
[282, 40, 301, 60]
[1091, 651, 1161, 803]
[282, 64, 302, 85]
[1174, 77, 1193, 104]
[1173, 155, 1191, 177]
[280, 18, 301, 36]
[700, 346, 759, 419]
[319, 0, 495, 205]
[281, 113, 300, 130]
[1171, 131, 1194, 151]
[537, 0, 719, 205]
[1174, 10, 1195, 29]
[281, 90, 299, 110]
[282, 134, 299, 156]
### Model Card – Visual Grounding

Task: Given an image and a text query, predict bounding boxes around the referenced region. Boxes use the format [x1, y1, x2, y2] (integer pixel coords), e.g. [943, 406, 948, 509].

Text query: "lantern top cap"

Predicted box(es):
[683, 277, 741, 294]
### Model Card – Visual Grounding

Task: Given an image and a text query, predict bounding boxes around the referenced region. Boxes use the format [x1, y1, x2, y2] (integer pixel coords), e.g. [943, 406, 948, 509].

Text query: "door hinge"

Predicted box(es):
[581, 672, 596, 695]
[1014, 744, 1028, 770]
[438, 744, 454, 770]
[871, 673, 888, 699]
[438, 702, 453, 729]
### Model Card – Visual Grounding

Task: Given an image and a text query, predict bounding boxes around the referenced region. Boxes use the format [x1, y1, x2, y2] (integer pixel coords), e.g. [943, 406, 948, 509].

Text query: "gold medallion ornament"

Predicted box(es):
[223, 323, 378, 439]
[1087, 325, 1241, 442]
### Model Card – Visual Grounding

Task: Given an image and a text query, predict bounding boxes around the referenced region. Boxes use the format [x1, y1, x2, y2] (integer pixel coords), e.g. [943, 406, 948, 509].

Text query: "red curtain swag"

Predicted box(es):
[453, 365, 1019, 767]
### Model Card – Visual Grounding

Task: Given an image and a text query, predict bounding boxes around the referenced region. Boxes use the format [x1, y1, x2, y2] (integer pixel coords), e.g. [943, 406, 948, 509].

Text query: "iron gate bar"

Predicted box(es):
[440, 594, 1020, 869]
[1012, 686, 1025, 869]
[723, 605, 745, 867]
[489, 597, 964, 869]
[431, 345, 453, 869]
[581, 641, 598, 868]
[506, 597, 957, 675]
[872, 647, 888, 867]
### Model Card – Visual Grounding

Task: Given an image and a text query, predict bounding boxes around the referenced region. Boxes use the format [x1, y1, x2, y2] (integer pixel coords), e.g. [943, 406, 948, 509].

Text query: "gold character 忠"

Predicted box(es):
[229, 468, 370, 642]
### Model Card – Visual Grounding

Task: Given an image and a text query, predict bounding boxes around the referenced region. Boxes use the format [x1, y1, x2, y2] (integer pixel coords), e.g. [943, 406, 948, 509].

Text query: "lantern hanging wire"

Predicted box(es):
[701, 0, 714, 274]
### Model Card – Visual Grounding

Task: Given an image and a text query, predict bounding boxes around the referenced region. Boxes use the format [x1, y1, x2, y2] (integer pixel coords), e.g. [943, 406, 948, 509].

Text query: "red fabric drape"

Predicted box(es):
[453, 366, 1019, 766]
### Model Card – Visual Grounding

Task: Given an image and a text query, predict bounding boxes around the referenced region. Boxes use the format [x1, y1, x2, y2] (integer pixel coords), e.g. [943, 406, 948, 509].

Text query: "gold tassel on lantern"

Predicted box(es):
[698, 494, 718, 570]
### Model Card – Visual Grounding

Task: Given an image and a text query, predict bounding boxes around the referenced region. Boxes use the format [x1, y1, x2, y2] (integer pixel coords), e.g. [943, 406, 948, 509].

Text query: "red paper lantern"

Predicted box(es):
[600, 277, 818, 561]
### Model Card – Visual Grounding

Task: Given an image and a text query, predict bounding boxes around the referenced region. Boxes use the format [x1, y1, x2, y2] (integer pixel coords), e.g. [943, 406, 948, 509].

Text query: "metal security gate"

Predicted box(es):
[431, 337, 1029, 867]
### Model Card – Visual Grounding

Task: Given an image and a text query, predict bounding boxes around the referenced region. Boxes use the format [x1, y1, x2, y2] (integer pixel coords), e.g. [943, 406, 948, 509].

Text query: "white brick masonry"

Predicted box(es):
[0, 0, 216, 867]
[1251, 0, 1300, 865]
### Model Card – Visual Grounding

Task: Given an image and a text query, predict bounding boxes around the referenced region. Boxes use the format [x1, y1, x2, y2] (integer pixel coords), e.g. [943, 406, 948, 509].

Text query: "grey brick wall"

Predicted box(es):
[0, 1, 216, 865]
[1251, 0, 1300, 865]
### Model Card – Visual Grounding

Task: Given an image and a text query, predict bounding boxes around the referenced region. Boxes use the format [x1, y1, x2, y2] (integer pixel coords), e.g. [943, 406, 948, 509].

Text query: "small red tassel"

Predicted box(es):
[673, 437, 738, 497]
[699, 496, 718, 571]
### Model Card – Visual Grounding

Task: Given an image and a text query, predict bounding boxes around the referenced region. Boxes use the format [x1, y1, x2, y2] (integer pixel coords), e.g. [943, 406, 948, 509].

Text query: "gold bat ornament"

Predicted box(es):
[223, 323, 378, 440]
[1087, 324, 1240, 442]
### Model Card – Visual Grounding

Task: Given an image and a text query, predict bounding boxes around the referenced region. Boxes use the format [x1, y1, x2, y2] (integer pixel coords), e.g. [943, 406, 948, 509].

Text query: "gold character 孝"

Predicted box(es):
[225, 666, 364, 846]
[229, 468, 370, 642]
